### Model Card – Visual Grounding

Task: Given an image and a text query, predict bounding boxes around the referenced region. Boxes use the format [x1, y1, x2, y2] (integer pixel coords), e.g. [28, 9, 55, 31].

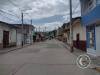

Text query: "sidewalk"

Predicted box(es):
[0, 44, 31, 54]
[60, 40, 100, 72]
[61, 42, 86, 56]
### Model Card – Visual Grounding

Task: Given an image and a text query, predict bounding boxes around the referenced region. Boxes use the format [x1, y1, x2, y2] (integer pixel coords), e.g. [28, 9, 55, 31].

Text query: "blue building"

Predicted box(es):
[80, 0, 100, 57]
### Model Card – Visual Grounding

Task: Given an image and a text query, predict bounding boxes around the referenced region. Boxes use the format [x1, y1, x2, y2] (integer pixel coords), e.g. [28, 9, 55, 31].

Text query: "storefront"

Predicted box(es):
[80, 0, 100, 57]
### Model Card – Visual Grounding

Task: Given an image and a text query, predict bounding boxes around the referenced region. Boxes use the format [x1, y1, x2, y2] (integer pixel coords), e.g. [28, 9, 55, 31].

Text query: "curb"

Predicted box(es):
[0, 44, 32, 54]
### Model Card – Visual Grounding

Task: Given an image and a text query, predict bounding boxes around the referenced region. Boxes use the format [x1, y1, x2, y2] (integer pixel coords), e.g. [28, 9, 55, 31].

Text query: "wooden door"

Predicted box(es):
[3, 31, 9, 48]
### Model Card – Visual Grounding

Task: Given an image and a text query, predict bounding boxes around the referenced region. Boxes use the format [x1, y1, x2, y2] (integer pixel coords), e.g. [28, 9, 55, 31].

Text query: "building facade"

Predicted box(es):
[72, 17, 86, 51]
[0, 22, 35, 49]
[14, 24, 35, 46]
[62, 17, 86, 51]
[62, 23, 70, 44]
[56, 27, 63, 41]
[80, 0, 100, 57]
[0, 21, 17, 49]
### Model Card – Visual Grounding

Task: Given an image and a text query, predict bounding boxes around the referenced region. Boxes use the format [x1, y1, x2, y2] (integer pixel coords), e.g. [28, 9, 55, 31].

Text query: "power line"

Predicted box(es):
[64, 2, 80, 23]
[7, 0, 31, 24]
[0, 9, 28, 24]
[0, 9, 22, 23]
[72, 2, 80, 15]
[0, 9, 20, 19]
[0, 12, 17, 22]
[8, 0, 20, 10]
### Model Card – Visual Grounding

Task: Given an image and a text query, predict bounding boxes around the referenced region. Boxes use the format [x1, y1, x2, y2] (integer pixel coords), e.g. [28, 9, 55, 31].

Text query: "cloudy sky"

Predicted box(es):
[0, 0, 81, 31]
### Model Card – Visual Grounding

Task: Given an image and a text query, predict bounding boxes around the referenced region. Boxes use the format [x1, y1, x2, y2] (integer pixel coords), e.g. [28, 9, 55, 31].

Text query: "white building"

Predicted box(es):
[0, 22, 35, 49]
[0, 21, 17, 49]
[14, 24, 35, 46]
[72, 17, 86, 51]
[62, 17, 86, 51]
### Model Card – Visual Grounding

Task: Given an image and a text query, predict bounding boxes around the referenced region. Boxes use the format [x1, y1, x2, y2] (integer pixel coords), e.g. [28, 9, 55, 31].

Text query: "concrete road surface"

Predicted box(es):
[0, 39, 99, 75]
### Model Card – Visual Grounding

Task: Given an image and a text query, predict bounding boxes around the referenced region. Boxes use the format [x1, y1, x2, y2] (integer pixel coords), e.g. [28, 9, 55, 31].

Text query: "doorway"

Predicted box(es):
[76, 33, 80, 48]
[3, 31, 9, 48]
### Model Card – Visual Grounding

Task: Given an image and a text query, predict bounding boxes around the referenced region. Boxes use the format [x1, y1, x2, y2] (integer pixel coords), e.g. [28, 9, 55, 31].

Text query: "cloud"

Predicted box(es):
[0, 0, 81, 31]
[34, 21, 63, 31]
[0, 0, 69, 19]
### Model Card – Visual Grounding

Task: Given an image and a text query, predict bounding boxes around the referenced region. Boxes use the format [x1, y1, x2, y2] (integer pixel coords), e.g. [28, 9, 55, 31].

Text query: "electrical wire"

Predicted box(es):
[0, 9, 20, 19]
[7, 0, 21, 10]
[7, 0, 33, 24]
[0, 12, 17, 22]
[72, 2, 80, 15]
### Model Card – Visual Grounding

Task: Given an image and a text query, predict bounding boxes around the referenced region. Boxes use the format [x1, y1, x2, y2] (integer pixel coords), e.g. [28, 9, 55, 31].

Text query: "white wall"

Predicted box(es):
[27, 29, 33, 44]
[9, 29, 17, 43]
[96, 26, 100, 56]
[0, 25, 9, 44]
[0, 25, 17, 45]
[17, 33, 22, 46]
[0, 26, 3, 43]
[73, 23, 86, 41]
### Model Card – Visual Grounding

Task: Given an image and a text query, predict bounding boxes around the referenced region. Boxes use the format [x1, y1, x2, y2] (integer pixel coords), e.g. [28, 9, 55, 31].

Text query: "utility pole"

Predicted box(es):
[21, 12, 24, 47]
[31, 19, 32, 25]
[45, 26, 46, 32]
[39, 26, 40, 32]
[69, 0, 73, 52]
[30, 19, 32, 45]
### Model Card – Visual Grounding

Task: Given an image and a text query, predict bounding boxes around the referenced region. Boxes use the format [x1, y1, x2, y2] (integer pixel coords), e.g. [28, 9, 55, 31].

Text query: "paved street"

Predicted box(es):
[0, 39, 99, 75]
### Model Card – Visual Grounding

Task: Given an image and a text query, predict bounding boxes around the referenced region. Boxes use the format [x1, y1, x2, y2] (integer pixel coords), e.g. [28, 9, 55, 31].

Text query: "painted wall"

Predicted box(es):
[73, 22, 86, 51]
[81, 5, 100, 26]
[0, 25, 10, 44]
[97, 0, 100, 4]
[95, 26, 100, 56]
[17, 33, 22, 46]
[66, 31, 70, 45]
[80, 0, 100, 26]
[0, 26, 3, 43]
[0, 24, 17, 47]
[9, 29, 17, 43]
[73, 24, 86, 40]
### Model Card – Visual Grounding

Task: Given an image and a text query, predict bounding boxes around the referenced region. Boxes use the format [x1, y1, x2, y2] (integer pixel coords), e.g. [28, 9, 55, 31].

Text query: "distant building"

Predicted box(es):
[62, 23, 70, 44]
[80, 0, 100, 57]
[56, 27, 63, 41]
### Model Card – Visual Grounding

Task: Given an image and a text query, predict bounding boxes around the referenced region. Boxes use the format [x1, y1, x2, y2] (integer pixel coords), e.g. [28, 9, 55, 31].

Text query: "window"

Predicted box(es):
[89, 32, 94, 48]
[88, 0, 93, 6]
[87, 26, 95, 49]
[97, 0, 100, 4]
[88, 0, 96, 11]
[82, 0, 96, 15]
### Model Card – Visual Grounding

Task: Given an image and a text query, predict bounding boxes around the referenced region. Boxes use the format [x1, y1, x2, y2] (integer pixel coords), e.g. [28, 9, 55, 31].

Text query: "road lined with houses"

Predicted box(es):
[0, 39, 99, 75]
